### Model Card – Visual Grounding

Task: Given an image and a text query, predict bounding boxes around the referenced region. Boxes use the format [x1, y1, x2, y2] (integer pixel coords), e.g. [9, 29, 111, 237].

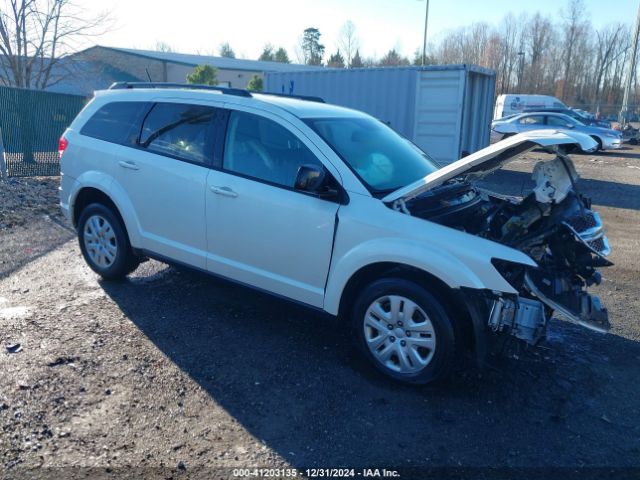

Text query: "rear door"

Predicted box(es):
[114, 100, 220, 268]
[204, 107, 341, 307]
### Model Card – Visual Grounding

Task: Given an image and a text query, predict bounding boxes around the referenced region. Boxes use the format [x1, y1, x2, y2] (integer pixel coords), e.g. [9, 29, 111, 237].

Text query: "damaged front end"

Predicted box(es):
[384, 131, 613, 349]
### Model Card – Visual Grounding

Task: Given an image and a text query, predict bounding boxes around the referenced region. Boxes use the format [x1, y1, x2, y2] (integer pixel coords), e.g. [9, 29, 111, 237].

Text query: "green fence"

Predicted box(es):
[0, 86, 87, 177]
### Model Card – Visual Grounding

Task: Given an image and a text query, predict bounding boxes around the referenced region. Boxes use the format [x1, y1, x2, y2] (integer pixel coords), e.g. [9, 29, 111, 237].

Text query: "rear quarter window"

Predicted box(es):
[80, 101, 149, 145]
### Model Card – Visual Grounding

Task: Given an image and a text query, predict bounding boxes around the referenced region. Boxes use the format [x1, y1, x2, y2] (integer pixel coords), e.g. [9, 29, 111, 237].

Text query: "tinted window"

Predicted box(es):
[547, 116, 572, 127]
[140, 103, 215, 164]
[305, 117, 439, 193]
[223, 111, 322, 187]
[80, 102, 148, 144]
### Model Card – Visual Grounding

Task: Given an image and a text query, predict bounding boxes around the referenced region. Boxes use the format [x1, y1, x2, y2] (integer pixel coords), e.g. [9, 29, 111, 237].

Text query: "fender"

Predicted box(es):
[69, 171, 143, 248]
[323, 237, 531, 316]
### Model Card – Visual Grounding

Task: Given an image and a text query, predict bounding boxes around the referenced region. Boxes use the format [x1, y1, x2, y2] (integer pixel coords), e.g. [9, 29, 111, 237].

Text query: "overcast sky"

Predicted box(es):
[81, 0, 638, 61]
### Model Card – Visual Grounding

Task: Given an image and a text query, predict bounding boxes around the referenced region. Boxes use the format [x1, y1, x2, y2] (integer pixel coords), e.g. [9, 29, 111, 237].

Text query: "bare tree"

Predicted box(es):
[337, 20, 359, 68]
[154, 41, 174, 53]
[592, 24, 627, 112]
[559, 0, 589, 101]
[524, 13, 554, 92]
[0, 0, 109, 89]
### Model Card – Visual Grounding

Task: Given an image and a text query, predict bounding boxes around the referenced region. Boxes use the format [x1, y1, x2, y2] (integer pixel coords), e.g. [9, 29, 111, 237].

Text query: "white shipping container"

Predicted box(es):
[264, 65, 495, 164]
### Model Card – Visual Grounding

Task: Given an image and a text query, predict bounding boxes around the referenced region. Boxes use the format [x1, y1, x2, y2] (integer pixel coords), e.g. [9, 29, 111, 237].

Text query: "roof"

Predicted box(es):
[88, 46, 325, 73]
[93, 86, 368, 120]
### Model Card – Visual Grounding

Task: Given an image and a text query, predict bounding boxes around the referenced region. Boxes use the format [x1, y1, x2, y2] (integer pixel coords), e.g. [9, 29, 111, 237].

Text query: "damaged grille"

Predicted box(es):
[565, 213, 597, 232]
[563, 211, 611, 257]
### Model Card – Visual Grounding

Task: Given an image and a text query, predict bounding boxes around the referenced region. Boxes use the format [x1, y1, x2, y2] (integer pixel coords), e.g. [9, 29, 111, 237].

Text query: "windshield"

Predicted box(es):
[305, 117, 439, 193]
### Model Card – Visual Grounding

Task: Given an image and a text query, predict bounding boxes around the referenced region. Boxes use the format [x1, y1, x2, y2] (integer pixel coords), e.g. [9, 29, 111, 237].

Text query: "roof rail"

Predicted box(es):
[258, 92, 325, 103]
[108, 82, 253, 98]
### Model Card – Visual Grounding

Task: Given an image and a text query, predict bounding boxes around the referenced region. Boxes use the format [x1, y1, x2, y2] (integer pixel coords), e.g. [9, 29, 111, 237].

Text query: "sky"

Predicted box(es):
[80, 0, 639, 62]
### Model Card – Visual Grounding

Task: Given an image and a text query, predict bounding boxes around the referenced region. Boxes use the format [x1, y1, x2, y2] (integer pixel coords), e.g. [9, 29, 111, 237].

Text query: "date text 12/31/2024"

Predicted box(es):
[232, 468, 401, 478]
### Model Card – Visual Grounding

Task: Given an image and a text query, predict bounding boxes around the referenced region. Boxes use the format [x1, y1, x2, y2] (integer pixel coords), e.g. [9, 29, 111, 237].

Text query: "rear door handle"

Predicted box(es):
[118, 160, 139, 171]
[210, 185, 238, 198]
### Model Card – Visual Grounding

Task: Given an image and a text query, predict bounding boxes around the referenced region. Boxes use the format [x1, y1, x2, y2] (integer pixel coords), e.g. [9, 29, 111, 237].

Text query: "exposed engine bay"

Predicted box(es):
[393, 152, 612, 345]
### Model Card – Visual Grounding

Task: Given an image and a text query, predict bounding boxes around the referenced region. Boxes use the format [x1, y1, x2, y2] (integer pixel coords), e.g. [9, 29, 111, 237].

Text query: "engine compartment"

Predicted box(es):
[397, 154, 612, 341]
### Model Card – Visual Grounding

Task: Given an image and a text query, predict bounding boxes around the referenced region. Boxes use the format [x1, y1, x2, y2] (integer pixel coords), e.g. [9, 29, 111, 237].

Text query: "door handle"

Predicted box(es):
[118, 160, 139, 171]
[210, 185, 238, 198]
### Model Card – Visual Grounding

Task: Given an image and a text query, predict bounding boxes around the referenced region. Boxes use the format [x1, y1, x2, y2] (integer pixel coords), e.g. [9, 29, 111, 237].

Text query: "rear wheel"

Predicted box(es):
[351, 278, 457, 385]
[77, 203, 139, 280]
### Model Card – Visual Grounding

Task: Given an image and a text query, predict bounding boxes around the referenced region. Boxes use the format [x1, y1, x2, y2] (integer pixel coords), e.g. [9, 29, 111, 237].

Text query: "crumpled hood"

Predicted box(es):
[382, 130, 598, 204]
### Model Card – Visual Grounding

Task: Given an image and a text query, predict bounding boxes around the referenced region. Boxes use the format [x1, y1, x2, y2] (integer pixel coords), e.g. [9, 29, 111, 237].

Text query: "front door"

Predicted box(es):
[205, 109, 340, 307]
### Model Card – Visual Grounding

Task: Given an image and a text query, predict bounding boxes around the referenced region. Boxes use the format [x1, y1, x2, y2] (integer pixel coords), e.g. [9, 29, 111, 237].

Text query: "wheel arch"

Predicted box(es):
[74, 187, 122, 228]
[68, 173, 142, 248]
[589, 135, 603, 150]
[336, 262, 475, 354]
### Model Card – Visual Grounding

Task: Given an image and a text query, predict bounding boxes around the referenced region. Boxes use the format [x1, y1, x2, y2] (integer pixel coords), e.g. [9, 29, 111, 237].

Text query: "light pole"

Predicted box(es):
[421, 0, 430, 66]
[517, 51, 525, 92]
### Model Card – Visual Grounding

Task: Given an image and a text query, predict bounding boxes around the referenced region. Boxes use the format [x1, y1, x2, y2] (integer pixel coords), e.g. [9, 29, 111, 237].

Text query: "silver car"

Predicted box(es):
[492, 112, 622, 151]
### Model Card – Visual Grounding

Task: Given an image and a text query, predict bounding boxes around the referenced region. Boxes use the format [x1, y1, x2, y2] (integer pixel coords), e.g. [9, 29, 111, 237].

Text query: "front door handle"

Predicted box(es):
[118, 160, 139, 171]
[210, 185, 238, 198]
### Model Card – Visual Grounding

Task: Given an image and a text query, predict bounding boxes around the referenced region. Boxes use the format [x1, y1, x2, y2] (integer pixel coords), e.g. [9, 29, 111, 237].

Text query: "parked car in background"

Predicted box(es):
[491, 112, 622, 151]
[521, 107, 611, 129]
[493, 94, 566, 119]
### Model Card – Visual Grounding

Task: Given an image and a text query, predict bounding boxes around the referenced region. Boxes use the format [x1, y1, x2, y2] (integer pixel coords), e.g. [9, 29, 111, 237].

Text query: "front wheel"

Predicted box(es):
[77, 203, 139, 280]
[351, 278, 457, 385]
[589, 136, 603, 152]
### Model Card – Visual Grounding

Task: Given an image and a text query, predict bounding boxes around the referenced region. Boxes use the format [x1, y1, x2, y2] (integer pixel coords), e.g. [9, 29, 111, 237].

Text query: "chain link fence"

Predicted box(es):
[0, 86, 87, 177]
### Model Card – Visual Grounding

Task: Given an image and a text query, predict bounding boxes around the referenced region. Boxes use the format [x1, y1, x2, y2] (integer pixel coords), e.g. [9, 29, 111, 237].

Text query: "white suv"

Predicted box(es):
[60, 83, 612, 384]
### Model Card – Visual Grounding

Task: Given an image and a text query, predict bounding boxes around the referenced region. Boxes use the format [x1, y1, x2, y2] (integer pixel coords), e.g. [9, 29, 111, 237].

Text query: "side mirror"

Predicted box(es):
[295, 164, 326, 192]
[294, 164, 343, 202]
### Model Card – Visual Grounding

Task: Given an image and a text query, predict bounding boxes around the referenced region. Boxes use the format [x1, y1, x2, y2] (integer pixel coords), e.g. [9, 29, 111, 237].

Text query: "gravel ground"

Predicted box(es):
[1, 147, 639, 480]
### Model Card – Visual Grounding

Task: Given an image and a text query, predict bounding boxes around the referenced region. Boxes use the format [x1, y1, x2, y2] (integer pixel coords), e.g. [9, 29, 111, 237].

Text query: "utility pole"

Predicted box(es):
[620, 1, 640, 128]
[517, 51, 525, 92]
[422, 0, 430, 65]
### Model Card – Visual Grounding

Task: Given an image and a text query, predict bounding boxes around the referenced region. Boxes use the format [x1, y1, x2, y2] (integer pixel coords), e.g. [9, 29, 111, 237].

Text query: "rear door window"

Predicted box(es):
[139, 102, 216, 165]
[546, 116, 572, 127]
[518, 115, 544, 125]
[80, 101, 148, 145]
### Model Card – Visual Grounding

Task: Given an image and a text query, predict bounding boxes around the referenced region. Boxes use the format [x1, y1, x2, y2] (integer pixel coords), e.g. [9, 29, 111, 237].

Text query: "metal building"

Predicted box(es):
[265, 65, 496, 164]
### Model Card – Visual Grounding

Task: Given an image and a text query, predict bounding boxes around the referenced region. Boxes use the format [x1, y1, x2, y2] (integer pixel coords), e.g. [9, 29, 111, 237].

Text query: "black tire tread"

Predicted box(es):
[77, 203, 139, 280]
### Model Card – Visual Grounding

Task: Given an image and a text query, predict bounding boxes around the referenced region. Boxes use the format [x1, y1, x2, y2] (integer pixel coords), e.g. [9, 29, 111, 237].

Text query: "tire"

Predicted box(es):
[77, 203, 139, 280]
[630, 138, 638, 146]
[351, 278, 457, 385]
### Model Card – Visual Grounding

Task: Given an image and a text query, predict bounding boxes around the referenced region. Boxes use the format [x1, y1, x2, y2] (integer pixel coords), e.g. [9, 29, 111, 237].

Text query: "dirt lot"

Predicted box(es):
[1, 147, 639, 479]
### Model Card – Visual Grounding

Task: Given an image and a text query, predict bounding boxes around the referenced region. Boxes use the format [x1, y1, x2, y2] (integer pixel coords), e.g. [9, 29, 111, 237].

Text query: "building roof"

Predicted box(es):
[91, 46, 324, 73]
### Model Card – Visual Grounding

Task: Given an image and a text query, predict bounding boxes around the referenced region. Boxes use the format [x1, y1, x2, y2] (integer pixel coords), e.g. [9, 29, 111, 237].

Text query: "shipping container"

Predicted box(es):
[264, 65, 496, 165]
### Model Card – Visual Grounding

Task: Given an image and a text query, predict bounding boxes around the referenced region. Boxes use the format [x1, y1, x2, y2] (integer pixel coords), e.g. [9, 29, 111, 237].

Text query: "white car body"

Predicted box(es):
[60, 87, 540, 312]
[59, 84, 613, 383]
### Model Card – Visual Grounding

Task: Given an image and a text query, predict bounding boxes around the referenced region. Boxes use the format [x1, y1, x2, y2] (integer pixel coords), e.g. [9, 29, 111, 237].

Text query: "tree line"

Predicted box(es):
[1, 0, 636, 114]
[207, 0, 634, 114]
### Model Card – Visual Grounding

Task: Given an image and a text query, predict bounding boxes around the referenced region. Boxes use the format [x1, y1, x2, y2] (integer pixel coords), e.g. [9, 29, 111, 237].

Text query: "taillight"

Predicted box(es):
[58, 136, 68, 159]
